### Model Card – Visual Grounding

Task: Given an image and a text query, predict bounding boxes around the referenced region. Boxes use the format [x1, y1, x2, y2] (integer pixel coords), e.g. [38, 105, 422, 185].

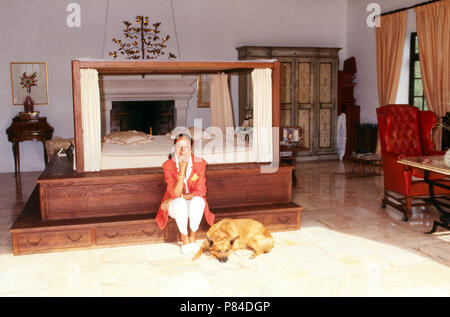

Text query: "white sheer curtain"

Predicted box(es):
[80, 69, 101, 172]
[209, 73, 234, 133]
[251, 68, 273, 162]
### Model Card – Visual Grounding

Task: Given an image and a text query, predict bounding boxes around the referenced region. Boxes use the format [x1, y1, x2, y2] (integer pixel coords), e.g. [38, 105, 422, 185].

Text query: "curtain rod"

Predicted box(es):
[380, 0, 441, 16]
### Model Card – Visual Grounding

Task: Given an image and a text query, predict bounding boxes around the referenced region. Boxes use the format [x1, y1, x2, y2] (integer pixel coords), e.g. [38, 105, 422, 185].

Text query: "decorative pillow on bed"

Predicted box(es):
[166, 127, 214, 140]
[103, 130, 153, 145]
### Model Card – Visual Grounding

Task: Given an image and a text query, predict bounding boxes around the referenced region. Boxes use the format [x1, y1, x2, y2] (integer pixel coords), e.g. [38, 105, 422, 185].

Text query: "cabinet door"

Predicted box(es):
[279, 60, 294, 127]
[296, 59, 314, 151]
[316, 58, 337, 153]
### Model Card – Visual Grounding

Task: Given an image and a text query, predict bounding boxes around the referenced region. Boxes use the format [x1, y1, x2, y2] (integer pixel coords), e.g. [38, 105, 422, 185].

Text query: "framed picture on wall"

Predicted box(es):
[197, 74, 210, 108]
[10, 62, 48, 105]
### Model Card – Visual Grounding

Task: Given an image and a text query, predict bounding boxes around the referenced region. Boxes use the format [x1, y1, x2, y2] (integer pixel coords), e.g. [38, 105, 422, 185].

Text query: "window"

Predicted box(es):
[408, 32, 427, 110]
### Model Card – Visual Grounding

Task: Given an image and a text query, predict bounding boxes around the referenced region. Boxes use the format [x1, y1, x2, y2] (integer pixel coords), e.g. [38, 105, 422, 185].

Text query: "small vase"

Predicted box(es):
[23, 95, 34, 113]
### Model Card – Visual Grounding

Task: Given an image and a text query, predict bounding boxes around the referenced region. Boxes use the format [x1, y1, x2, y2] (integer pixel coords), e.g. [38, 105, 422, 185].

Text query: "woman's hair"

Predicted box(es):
[173, 133, 193, 146]
[169, 133, 193, 159]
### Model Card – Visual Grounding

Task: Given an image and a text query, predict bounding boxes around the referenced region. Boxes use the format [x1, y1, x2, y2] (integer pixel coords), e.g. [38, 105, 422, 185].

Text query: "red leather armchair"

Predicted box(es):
[377, 105, 449, 221]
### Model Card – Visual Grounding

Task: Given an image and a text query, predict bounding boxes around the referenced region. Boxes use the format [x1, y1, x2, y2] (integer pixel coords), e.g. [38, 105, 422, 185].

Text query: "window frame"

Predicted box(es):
[408, 32, 427, 110]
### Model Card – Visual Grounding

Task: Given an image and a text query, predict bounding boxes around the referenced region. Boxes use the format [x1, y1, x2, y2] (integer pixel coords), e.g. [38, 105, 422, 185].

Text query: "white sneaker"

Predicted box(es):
[180, 244, 192, 255]
[180, 243, 199, 255]
[188, 243, 200, 254]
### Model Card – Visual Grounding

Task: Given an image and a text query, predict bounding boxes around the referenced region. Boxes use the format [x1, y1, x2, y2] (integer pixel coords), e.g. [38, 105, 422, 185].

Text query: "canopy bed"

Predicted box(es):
[10, 60, 303, 255]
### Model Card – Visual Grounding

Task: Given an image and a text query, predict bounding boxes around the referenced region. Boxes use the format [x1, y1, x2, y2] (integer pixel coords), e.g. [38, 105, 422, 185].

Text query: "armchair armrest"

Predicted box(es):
[426, 150, 445, 156]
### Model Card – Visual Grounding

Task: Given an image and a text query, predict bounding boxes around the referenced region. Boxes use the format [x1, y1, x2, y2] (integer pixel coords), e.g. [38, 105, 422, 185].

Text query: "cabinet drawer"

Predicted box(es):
[95, 222, 164, 245]
[265, 211, 300, 231]
[16, 229, 91, 253]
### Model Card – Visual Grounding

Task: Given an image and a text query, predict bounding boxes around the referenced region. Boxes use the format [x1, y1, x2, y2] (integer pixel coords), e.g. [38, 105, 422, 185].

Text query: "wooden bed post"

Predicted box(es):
[72, 60, 84, 172]
[272, 61, 281, 163]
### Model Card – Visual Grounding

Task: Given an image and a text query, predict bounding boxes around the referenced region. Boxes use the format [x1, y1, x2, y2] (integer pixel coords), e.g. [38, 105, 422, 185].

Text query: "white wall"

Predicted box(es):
[346, 0, 424, 123]
[0, 0, 348, 172]
[0, 0, 108, 173]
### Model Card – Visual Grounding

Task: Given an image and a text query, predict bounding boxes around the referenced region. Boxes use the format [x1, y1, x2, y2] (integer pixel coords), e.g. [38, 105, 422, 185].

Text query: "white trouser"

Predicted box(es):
[168, 196, 205, 236]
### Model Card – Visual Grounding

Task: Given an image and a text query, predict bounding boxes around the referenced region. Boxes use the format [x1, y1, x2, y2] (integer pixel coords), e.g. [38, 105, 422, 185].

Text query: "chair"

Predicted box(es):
[376, 105, 450, 221]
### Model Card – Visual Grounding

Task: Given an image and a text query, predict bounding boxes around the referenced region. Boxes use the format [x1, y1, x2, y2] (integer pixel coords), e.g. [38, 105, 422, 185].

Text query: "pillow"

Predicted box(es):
[166, 127, 214, 141]
[103, 130, 153, 145]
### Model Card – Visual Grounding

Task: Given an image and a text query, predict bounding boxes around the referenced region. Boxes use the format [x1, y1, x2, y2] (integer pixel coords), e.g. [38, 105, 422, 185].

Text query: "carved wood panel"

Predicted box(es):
[319, 63, 332, 104]
[319, 108, 331, 148]
[280, 62, 291, 104]
[298, 109, 310, 149]
[281, 109, 291, 127]
[298, 62, 311, 104]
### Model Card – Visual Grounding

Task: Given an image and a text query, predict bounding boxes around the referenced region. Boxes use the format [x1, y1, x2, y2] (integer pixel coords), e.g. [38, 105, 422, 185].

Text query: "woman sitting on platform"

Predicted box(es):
[156, 134, 215, 254]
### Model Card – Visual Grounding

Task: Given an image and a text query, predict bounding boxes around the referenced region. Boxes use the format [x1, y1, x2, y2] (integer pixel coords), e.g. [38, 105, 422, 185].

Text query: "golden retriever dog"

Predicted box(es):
[192, 218, 274, 263]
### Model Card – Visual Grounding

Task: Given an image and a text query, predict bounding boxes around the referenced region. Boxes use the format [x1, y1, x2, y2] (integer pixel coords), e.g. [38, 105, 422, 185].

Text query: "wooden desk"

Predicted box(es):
[398, 156, 450, 233]
[6, 114, 54, 175]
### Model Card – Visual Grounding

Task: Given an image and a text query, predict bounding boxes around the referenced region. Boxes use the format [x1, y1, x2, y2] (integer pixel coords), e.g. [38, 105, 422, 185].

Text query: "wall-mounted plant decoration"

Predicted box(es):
[109, 16, 176, 60]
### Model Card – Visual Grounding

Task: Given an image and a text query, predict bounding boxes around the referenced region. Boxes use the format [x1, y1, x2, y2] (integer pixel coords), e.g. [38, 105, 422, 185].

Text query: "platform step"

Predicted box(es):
[165, 202, 303, 242]
[212, 202, 302, 215]
[10, 185, 302, 255]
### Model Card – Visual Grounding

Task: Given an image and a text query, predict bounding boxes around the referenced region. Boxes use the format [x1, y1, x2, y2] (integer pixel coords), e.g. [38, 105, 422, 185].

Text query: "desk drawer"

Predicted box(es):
[16, 229, 91, 253]
[95, 222, 164, 245]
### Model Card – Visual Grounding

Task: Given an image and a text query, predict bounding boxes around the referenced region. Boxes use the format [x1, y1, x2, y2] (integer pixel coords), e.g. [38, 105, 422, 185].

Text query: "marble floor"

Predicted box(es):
[0, 160, 449, 297]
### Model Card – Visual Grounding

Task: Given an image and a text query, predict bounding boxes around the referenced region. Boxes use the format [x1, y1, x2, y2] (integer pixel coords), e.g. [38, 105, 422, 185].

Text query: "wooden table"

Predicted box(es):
[280, 144, 306, 186]
[398, 156, 450, 233]
[6, 114, 54, 175]
[350, 152, 382, 177]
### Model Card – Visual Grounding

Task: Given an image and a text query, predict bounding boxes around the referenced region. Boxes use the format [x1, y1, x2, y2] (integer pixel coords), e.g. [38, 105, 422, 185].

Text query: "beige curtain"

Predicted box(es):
[209, 73, 234, 133]
[375, 11, 407, 154]
[415, 0, 450, 150]
[80, 69, 101, 172]
[252, 68, 273, 162]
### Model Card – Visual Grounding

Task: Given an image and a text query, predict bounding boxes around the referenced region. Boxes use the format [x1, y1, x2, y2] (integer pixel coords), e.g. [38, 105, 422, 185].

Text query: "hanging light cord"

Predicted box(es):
[170, 0, 181, 59]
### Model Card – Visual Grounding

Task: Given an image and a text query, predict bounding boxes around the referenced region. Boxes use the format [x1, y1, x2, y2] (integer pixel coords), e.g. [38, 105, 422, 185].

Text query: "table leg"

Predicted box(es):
[427, 216, 450, 234]
[424, 170, 450, 234]
[12, 142, 20, 175]
[42, 141, 49, 166]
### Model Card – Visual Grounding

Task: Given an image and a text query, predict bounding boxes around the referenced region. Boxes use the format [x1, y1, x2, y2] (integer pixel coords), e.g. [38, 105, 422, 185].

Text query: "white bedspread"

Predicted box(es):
[100, 135, 255, 170]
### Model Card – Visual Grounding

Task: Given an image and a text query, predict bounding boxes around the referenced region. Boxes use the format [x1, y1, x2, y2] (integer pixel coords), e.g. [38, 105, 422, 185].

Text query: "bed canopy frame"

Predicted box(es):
[9, 59, 303, 256]
[71, 59, 281, 173]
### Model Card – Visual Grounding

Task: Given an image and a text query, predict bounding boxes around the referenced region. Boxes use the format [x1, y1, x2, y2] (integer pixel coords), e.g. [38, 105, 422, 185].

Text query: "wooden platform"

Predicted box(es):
[10, 156, 303, 255]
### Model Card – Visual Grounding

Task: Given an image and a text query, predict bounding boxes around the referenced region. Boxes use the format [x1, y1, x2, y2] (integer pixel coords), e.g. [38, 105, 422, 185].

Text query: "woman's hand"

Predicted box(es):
[161, 198, 173, 212]
[178, 160, 188, 178]
[182, 193, 194, 200]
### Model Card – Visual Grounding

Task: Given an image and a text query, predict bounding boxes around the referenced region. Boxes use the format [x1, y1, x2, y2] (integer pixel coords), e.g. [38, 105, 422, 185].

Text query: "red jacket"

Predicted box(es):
[156, 155, 214, 230]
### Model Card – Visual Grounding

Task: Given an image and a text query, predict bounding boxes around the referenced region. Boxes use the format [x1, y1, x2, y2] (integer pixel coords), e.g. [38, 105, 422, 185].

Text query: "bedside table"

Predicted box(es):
[6, 114, 54, 175]
[280, 143, 306, 186]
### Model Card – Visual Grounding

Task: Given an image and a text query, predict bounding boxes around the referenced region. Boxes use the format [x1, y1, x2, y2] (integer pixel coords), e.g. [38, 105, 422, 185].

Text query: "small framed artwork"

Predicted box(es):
[197, 74, 210, 108]
[10, 62, 48, 105]
[281, 126, 303, 146]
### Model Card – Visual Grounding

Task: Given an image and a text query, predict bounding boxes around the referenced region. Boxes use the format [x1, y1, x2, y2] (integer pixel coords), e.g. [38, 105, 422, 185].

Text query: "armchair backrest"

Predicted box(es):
[376, 105, 437, 156]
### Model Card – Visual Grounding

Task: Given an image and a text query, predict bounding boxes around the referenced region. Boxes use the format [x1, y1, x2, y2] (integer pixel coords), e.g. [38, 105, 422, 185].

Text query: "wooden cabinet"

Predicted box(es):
[6, 114, 54, 174]
[237, 46, 340, 158]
